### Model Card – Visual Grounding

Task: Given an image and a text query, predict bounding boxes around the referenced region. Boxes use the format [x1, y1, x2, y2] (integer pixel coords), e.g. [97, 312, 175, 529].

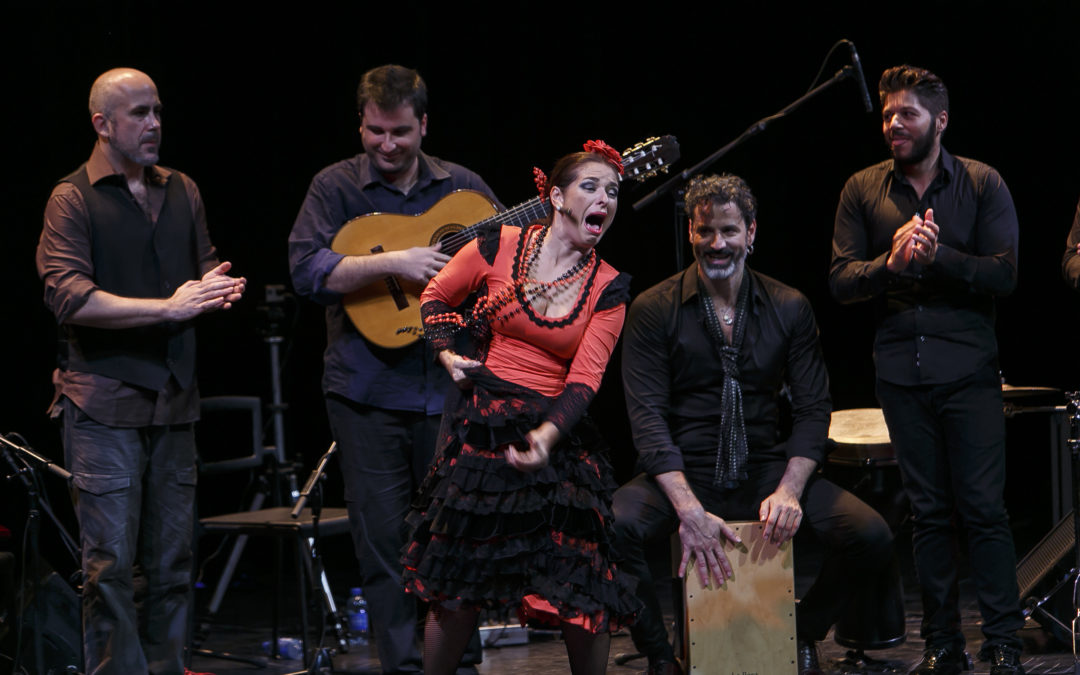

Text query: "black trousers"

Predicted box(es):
[612, 459, 894, 661]
[877, 364, 1024, 651]
[326, 395, 481, 674]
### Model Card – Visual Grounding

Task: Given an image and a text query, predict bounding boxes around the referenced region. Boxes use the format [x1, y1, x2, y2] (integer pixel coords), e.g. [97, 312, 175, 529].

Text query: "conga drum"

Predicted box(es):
[828, 408, 906, 650]
[833, 555, 906, 650]
[827, 408, 895, 467]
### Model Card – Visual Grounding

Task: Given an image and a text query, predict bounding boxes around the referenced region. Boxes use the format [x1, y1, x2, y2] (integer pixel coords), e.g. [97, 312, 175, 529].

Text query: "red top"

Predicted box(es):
[422, 225, 624, 398]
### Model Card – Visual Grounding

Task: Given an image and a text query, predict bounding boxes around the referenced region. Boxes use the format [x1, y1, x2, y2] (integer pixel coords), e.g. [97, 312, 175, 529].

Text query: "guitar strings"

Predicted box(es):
[436, 197, 552, 256]
[441, 199, 548, 248]
[433, 142, 669, 256]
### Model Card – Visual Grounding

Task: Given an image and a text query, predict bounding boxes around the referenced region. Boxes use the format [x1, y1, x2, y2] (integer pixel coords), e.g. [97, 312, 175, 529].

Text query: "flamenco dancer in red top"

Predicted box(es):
[402, 141, 638, 674]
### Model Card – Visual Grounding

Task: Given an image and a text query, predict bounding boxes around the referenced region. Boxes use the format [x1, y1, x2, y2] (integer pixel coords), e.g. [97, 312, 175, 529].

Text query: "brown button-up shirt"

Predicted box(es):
[37, 141, 219, 427]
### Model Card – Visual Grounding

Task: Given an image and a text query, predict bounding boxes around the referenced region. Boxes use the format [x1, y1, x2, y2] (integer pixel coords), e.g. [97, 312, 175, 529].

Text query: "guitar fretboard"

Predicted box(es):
[438, 197, 552, 257]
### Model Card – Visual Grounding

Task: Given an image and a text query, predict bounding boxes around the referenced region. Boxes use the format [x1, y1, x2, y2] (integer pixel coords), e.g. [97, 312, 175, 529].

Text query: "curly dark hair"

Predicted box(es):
[684, 173, 757, 226]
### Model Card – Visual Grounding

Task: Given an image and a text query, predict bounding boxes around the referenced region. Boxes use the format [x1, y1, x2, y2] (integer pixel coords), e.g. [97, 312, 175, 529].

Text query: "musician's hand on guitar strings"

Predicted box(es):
[438, 350, 481, 388]
[395, 244, 451, 284]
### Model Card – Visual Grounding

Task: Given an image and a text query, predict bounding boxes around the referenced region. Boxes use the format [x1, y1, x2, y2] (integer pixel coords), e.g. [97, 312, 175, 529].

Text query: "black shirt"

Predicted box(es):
[622, 264, 831, 479]
[830, 148, 1018, 385]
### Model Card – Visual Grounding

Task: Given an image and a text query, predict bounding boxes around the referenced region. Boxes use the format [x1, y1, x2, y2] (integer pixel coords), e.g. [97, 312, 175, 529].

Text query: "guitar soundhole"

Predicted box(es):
[431, 223, 464, 246]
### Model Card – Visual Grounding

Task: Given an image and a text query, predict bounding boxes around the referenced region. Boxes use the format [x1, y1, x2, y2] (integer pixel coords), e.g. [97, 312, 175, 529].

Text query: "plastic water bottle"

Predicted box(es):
[346, 587, 369, 646]
[261, 636, 304, 660]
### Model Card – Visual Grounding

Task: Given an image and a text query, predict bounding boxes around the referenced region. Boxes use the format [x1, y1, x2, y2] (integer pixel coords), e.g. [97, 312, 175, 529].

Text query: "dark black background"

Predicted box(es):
[4, 2, 1079, 572]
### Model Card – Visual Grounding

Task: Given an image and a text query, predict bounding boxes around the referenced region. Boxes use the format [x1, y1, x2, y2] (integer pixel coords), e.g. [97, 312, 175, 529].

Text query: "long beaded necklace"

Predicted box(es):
[425, 224, 596, 336]
[521, 224, 595, 307]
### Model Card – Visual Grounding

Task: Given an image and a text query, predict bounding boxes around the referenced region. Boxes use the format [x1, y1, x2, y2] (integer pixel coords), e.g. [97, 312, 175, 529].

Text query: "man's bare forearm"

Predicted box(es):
[325, 245, 448, 293]
[775, 456, 817, 500]
[656, 471, 706, 520]
[68, 291, 176, 328]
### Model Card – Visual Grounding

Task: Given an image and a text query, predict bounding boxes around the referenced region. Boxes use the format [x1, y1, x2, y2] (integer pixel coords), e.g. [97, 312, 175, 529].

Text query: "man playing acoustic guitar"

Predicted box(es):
[288, 64, 499, 674]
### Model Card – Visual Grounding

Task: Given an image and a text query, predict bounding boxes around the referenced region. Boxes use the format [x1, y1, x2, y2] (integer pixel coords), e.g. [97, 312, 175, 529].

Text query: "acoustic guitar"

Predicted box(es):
[331, 136, 680, 348]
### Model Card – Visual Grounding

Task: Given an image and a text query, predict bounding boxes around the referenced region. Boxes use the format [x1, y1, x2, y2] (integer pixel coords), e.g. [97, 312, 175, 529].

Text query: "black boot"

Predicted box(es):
[645, 658, 683, 675]
[980, 644, 1024, 675]
[909, 646, 970, 675]
[797, 640, 824, 675]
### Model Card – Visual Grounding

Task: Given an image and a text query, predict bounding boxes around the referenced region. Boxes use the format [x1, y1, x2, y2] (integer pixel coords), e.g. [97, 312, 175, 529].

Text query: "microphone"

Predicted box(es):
[847, 41, 873, 113]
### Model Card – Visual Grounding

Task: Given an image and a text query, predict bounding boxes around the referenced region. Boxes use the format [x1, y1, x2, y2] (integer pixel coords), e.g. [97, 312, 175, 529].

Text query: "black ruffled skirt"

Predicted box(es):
[402, 369, 638, 633]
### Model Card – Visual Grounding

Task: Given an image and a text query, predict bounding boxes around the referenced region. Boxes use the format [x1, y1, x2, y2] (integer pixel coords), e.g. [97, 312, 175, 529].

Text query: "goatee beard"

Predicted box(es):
[701, 250, 746, 281]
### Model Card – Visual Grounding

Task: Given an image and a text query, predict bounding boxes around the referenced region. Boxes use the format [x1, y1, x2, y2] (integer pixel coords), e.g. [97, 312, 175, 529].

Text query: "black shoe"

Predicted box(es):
[910, 646, 969, 675]
[981, 644, 1024, 675]
[645, 659, 683, 675]
[797, 640, 824, 675]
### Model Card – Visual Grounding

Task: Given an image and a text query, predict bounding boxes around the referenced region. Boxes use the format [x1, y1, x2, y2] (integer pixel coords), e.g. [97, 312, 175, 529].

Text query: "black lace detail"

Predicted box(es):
[545, 382, 596, 435]
[401, 367, 640, 632]
[510, 225, 600, 330]
[509, 222, 532, 281]
[594, 271, 632, 312]
[477, 223, 503, 265]
[421, 299, 461, 352]
[465, 281, 492, 361]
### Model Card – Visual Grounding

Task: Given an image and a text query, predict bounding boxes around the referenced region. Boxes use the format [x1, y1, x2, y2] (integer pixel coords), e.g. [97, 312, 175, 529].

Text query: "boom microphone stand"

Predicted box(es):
[631, 39, 874, 273]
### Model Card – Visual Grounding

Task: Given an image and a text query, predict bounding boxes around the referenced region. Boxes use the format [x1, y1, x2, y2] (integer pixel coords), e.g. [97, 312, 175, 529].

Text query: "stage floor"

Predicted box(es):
[187, 577, 1078, 675]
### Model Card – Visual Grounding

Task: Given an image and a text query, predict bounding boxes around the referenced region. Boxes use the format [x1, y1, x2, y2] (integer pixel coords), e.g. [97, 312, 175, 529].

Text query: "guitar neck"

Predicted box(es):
[441, 196, 552, 257]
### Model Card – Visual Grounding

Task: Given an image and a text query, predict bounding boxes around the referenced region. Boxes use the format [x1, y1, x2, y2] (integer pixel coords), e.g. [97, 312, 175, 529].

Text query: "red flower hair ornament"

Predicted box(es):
[532, 139, 623, 201]
[583, 139, 624, 175]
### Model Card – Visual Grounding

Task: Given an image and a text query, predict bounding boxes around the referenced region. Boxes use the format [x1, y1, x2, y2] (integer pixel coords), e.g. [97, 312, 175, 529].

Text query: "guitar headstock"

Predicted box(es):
[621, 135, 680, 183]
